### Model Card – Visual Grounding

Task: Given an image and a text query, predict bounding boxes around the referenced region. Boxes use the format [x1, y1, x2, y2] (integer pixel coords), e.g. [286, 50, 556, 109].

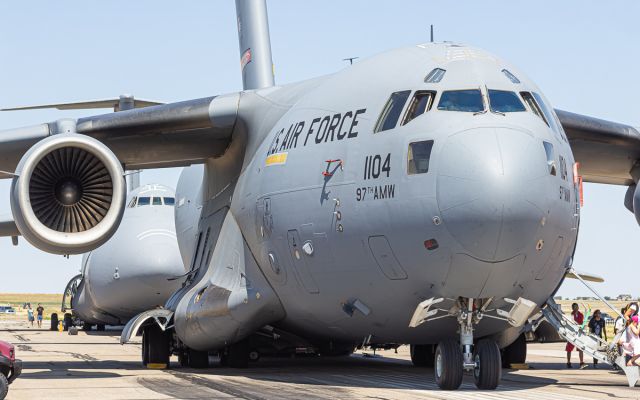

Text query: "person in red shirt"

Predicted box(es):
[566, 303, 585, 368]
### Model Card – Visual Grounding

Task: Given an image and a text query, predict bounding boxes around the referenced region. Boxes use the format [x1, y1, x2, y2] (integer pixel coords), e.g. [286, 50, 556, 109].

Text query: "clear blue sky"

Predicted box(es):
[0, 1, 638, 298]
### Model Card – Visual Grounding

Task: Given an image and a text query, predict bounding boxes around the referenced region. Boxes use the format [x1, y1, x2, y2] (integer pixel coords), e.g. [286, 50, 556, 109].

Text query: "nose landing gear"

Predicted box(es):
[412, 297, 504, 390]
[433, 298, 501, 390]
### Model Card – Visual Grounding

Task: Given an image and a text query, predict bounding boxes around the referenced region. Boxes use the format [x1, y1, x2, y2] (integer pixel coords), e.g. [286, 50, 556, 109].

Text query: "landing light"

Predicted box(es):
[424, 239, 439, 250]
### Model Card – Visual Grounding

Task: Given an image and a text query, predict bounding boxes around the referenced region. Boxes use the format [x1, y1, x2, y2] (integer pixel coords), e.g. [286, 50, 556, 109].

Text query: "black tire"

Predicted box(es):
[143, 325, 170, 367]
[50, 313, 59, 331]
[502, 333, 527, 368]
[219, 352, 228, 367]
[96, 324, 106, 332]
[141, 329, 149, 367]
[0, 373, 7, 400]
[187, 348, 209, 368]
[434, 339, 463, 390]
[410, 344, 435, 367]
[63, 313, 73, 331]
[248, 349, 261, 362]
[474, 339, 501, 390]
[82, 322, 93, 331]
[226, 338, 250, 368]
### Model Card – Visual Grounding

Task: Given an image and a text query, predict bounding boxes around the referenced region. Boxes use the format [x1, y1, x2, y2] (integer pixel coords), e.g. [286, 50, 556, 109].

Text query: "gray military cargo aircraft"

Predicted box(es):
[59, 182, 185, 330]
[0, 0, 638, 390]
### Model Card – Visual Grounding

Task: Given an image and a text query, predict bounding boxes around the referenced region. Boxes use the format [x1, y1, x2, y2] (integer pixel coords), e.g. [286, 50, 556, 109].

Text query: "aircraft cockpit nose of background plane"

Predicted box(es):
[436, 125, 549, 262]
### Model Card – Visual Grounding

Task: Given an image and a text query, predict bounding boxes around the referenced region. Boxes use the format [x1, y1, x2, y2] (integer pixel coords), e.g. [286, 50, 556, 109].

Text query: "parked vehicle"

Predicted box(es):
[0, 340, 21, 399]
[0, 306, 15, 315]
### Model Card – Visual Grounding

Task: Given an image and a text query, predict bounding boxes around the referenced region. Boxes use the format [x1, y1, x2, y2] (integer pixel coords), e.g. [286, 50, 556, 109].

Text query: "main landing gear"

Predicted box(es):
[141, 324, 170, 368]
[220, 338, 250, 368]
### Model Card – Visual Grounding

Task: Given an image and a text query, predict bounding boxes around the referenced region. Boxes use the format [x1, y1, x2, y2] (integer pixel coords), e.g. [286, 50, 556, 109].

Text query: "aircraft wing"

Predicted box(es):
[0, 93, 240, 178]
[0, 215, 18, 237]
[556, 109, 640, 185]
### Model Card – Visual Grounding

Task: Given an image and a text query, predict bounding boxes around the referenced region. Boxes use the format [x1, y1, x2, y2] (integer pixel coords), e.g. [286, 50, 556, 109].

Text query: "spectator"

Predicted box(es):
[566, 303, 585, 368]
[624, 302, 638, 324]
[588, 309, 607, 368]
[36, 303, 44, 328]
[622, 315, 640, 367]
[26, 305, 34, 328]
[615, 307, 626, 335]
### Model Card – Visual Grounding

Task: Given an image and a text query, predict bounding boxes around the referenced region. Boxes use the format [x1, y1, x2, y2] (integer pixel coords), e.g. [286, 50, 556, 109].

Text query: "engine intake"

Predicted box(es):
[11, 134, 125, 254]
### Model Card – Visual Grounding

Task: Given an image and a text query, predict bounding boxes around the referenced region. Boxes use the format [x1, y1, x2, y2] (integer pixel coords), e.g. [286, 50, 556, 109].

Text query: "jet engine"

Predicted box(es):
[624, 183, 640, 226]
[10, 134, 126, 254]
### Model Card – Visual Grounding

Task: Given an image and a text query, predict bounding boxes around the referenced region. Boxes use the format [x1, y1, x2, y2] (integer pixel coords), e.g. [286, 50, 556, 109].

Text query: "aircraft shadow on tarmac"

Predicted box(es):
[168, 355, 559, 392]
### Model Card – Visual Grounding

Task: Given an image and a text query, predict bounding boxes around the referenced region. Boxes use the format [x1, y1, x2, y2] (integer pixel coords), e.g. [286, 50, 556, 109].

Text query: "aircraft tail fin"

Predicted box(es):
[235, 0, 275, 90]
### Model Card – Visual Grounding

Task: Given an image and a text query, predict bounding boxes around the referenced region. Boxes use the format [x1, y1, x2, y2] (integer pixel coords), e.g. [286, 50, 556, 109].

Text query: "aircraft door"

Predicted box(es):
[286, 229, 319, 294]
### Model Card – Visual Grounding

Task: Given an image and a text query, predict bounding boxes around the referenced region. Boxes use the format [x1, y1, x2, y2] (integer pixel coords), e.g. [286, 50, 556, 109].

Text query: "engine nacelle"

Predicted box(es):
[624, 183, 640, 226]
[10, 134, 126, 254]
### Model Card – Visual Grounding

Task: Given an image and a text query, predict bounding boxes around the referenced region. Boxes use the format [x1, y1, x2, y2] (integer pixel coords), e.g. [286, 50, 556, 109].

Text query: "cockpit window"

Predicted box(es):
[424, 68, 446, 83]
[407, 140, 434, 175]
[488, 90, 526, 113]
[501, 69, 521, 84]
[437, 89, 484, 112]
[164, 197, 175, 206]
[152, 197, 162, 206]
[374, 90, 411, 133]
[542, 141, 556, 176]
[128, 196, 137, 208]
[402, 91, 435, 125]
[520, 92, 548, 125]
[137, 197, 150, 206]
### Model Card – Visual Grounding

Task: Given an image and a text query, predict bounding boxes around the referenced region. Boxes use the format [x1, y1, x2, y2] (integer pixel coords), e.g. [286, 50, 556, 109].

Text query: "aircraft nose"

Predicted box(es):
[436, 127, 546, 262]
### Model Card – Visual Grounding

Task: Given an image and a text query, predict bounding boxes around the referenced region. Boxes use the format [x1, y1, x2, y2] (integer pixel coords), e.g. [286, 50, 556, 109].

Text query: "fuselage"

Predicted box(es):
[175, 42, 579, 348]
[72, 184, 185, 325]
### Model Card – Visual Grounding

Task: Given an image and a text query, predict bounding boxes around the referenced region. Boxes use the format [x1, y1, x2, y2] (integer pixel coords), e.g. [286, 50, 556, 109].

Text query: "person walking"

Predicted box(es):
[566, 303, 585, 368]
[35, 303, 44, 328]
[26, 305, 34, 328]
[588, 309, 607, 368]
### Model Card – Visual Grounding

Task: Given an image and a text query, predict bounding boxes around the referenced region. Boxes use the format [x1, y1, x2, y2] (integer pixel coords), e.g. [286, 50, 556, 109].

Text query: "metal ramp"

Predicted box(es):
[539, 268, 638, 387]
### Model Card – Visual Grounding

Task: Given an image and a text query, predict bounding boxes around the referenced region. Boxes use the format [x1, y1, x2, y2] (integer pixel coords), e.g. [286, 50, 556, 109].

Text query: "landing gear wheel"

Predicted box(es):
[187, 348, 209, 368]
[502, 333, 526, 368]
[82, 322, 93, 331]
[225, 338, 250, 368]
[0, 373, 8, 400]
[96, 324, 106, 332]
[142, 325, 170, 368]
[63, 313, 73, 331]
[410, 344, 435, 367]
[50, 313, 59, 331]
[474, 339, 501, 390]
[141, 329, 149, 367]
[248, 349, 261, 362]
[434, 339, 463, 390]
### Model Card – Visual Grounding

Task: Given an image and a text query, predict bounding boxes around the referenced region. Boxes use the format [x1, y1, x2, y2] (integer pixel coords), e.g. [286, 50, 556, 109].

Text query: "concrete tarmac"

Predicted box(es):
[0, 321, 636, 400]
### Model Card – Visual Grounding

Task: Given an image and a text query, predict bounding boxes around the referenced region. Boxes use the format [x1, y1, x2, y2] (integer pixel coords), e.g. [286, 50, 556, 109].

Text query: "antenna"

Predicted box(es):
[343, 57, 359, 65]
[430, 25, 434, 42]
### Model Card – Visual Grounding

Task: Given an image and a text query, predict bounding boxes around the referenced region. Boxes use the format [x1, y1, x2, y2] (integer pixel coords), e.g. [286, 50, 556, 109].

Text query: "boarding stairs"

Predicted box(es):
[539, 268, 638, 387]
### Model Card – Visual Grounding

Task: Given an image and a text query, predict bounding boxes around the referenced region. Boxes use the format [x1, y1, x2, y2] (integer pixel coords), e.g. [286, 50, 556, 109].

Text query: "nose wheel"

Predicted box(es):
[432, 297, 502, 390]
[473, 339, 501, 389]
[434, 339, 463, 390]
